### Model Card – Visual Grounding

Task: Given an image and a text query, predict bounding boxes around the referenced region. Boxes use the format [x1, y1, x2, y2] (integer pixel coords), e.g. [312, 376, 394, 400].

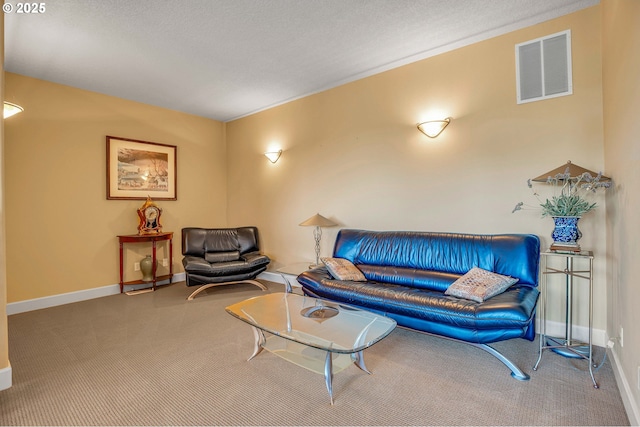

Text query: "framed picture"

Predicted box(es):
[107, 136, 177, 200]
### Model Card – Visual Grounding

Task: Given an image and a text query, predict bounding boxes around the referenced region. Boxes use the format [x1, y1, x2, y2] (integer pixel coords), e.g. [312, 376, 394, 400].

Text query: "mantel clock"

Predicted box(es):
[137, 196, 163, 235]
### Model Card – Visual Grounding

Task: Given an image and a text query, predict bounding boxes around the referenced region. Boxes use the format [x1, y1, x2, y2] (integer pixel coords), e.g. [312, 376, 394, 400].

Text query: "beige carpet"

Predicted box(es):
[1, 281, 630, 426]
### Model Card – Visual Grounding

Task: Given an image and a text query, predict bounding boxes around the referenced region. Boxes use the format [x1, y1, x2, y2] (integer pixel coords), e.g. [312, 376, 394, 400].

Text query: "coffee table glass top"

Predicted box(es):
[225, 292, 396, 354]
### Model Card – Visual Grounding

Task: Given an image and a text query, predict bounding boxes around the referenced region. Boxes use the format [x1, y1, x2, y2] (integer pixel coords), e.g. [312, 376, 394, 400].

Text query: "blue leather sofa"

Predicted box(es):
[297, 229, 540, 380]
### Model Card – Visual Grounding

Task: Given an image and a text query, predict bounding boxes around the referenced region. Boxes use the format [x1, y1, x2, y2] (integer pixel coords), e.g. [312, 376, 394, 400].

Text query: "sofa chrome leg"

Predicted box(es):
[398, 326, 530, 381]
[471, 343, 530, 381]
[187, 280, 268, 300]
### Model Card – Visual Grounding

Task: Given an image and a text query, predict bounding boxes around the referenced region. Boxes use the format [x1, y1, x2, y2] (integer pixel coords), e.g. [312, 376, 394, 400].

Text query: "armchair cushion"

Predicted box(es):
[205, 251, 240, 263]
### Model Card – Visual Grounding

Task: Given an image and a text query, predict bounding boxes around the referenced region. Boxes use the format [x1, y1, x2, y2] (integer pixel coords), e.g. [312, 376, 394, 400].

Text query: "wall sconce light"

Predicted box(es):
[417, 118, 450, 138]
[4, 102, 24, 119]
[264, 150, 282, 163]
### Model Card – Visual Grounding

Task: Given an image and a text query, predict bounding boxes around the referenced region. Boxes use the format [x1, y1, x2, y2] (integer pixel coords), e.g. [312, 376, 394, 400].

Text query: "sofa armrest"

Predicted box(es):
[297, 267, 331, 287]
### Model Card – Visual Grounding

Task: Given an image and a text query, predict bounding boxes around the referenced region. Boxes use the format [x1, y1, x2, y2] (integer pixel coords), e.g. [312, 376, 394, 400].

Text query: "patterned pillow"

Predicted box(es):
[444, 267, 518, 303]
[321, 257, 366, 281]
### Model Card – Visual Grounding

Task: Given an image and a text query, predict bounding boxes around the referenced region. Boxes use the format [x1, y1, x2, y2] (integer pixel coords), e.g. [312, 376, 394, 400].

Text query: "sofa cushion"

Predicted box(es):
[357, 265, 461, 292]
[322, 257, 366, 281]
[444, 267, 518, 303]
[297, 271, 538, 333]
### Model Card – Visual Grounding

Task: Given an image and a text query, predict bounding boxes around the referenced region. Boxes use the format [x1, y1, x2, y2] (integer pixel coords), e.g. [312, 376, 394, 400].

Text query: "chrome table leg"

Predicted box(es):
[324, 351, 334, 405]
[247, 325, 265, 361]
[352, 350, 372, 374]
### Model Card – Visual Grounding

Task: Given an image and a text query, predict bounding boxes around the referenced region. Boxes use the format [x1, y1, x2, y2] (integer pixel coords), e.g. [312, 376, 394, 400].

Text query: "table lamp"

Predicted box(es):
[299, 213, 337, 268]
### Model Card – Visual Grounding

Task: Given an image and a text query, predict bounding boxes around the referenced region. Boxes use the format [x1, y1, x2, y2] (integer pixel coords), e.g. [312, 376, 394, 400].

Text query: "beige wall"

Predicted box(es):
[3, 73, 226, 302]
[227, 6, 607, 331]
[603, 0, 640, 421]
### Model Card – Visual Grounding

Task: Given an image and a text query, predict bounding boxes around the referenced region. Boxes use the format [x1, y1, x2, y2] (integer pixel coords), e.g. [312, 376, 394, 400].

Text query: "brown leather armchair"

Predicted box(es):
[181, 227, 270, 300]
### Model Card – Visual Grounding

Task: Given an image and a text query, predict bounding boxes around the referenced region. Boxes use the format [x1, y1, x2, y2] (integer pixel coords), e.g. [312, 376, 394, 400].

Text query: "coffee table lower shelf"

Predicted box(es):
[250, 332, 370, 405]
[262, 335, 356, 375]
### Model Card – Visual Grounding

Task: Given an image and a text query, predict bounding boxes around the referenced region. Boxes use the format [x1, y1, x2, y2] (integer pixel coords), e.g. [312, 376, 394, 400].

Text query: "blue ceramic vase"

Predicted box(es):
[551, 216, 582, 245]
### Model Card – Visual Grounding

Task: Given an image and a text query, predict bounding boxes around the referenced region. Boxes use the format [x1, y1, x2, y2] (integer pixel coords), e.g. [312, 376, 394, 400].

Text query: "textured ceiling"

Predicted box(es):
[4, 0, 598, 122]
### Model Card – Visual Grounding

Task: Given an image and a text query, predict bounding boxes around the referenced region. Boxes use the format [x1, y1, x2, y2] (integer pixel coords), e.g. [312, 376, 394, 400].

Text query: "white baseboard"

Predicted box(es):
[258, 270, 284, 283]
[6, 273, 186, 315]
[536, 318, 606, 348]
[607, 341, 640, 426]
[259, 270, 289, 285]
[5, 272, 289, 316]
[0, 363, 12, 391]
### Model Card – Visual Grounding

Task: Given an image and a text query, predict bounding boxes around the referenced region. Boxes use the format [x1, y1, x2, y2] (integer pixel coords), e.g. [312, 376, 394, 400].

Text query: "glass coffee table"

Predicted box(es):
[225, 292, 396, 405]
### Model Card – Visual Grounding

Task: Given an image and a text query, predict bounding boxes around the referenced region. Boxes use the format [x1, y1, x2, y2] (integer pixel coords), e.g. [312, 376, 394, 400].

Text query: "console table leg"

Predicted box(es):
[533, 345, 544, 371]
[152, 240, 157, 291]
[589, 363, 599, 389]
[119, 242, 124, 293]
[169, 237, 173, 283]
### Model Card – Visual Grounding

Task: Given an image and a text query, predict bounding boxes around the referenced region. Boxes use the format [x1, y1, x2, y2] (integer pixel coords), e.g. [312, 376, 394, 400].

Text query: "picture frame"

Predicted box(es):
[106, 136, 177, 200]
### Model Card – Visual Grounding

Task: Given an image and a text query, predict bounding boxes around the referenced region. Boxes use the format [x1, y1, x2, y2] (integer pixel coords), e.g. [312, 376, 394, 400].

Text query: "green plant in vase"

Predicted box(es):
[513, 161, 611, 250]
[538, 190, 597, 218]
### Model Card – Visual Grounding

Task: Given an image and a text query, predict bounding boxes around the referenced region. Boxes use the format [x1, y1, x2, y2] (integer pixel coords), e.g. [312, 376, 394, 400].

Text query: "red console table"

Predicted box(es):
[117, 232, 173, 293]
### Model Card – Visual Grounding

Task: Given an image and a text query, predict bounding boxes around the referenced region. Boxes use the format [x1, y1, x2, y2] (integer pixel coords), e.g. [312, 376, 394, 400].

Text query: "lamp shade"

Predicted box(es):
[532, 160, 610, 182]
[299, 213, 336, 227]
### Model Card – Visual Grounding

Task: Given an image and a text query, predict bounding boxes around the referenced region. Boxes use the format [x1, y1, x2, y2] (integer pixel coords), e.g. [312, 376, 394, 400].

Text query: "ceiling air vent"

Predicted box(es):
[516, 30, 572, 104]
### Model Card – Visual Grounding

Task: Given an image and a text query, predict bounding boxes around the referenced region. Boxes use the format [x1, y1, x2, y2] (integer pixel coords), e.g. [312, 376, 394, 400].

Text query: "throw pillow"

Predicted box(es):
[444, 267, 518, 303]
[321, 257, 366, 281]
